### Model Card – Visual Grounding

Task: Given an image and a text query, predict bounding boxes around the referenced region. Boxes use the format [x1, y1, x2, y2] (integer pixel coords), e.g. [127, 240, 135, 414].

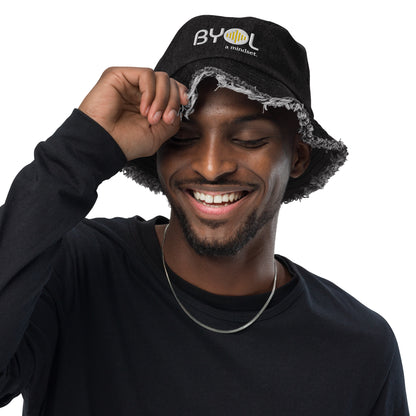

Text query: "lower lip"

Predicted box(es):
[185, 192, 250, 217]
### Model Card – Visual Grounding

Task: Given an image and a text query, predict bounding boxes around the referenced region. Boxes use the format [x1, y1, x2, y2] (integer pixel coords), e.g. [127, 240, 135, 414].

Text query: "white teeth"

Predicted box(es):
[192, 191, 244, 205]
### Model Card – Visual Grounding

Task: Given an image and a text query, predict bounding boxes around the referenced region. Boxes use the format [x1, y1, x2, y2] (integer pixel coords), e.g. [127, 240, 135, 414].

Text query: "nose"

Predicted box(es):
[191, 136, 238, 182]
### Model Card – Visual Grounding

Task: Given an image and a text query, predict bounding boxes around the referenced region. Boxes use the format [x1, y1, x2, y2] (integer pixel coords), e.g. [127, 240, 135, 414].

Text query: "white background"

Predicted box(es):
[0, 0, 414, 414]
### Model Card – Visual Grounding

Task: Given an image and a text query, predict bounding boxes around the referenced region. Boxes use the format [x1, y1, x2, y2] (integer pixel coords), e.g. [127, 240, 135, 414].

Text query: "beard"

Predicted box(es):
[168, 195, 277, 257]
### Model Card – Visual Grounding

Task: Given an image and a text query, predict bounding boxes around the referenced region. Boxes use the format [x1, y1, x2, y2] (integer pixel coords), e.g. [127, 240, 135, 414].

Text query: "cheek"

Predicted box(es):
[260, 152, 293, 198]
[156, 146, 185, 190]
[157, 141, 293, 195]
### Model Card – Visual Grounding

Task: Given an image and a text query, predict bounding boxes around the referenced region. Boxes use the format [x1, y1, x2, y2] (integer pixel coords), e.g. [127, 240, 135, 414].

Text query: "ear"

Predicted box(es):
[290, 136, 310, 178]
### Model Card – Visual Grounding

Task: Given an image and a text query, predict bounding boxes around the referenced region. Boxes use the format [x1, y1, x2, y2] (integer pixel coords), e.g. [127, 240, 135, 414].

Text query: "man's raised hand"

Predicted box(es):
[79, 67, 188, 161]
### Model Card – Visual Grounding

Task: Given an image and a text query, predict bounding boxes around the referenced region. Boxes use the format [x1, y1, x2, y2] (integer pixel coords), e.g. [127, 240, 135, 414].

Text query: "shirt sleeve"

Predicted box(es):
[369, 338, 409, 416]
[0, 109, 126, 404]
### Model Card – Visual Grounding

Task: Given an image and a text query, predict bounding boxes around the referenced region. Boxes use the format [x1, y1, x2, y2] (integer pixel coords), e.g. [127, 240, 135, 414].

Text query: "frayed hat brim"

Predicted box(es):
[123, 67, 348, 203]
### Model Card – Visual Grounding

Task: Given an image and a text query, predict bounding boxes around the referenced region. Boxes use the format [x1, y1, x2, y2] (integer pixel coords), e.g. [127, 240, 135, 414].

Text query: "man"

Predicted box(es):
[0, 15, 409, 415]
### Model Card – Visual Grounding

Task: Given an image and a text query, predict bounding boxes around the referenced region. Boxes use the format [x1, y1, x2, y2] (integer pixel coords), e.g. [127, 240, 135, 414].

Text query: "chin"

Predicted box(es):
[174, 206, 275, 257]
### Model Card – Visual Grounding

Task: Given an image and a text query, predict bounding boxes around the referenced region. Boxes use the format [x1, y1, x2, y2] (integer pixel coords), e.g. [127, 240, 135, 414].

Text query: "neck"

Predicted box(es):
[156, 216, 290, 296]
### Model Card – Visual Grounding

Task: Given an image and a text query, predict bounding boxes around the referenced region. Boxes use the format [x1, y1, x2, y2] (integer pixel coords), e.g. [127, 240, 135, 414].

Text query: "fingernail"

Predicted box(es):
[168, 109, 178, 124]
[152, 111, 162, 124]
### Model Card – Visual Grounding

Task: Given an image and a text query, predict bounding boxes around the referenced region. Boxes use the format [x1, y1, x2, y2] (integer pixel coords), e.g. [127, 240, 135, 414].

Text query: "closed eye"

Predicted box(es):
[232, 137, 270, 148]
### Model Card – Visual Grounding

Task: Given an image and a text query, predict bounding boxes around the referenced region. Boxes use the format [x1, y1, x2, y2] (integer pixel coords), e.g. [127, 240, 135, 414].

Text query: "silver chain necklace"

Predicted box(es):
[161, 224, 278, 334]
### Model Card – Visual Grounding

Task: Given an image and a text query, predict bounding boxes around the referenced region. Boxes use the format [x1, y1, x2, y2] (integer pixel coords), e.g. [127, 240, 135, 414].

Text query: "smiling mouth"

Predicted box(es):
[190, 190, 248, 207]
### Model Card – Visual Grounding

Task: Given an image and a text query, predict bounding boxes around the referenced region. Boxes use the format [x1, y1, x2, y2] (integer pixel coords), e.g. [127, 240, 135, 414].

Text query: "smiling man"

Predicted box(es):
[0, 15, 409, 416]
[155, 78, 309, 298]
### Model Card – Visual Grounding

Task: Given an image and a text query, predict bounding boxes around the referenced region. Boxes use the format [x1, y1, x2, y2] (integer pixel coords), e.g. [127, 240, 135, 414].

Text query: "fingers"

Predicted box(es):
[136, 69, 188, 126]
[147, 72, 171, 125]
[162, 79, 181, 125]
[81, 66, 188, 141]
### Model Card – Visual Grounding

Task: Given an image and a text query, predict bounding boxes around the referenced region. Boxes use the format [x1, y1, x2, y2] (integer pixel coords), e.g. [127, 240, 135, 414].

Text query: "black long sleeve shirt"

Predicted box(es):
[0, 110, 409, 415]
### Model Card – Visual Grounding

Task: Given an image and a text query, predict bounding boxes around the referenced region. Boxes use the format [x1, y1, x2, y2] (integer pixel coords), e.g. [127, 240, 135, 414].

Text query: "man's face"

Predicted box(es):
[157, 79, 300, 256]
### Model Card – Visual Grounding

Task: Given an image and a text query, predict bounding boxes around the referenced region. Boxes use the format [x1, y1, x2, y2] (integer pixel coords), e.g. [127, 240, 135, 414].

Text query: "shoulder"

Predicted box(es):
[55, 215, 167, 267]
[281, 257, 408, 413]
[59, 216, 138, 255]
[46, 216, 163, 306]
[50, 216, 150, 276]
[282, 256, 398, 361]
[61, 215, 157, 251]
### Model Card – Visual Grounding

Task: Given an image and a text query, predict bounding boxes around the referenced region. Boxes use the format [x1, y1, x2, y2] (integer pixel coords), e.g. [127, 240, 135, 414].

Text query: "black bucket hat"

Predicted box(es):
[123, 15, 348, 203]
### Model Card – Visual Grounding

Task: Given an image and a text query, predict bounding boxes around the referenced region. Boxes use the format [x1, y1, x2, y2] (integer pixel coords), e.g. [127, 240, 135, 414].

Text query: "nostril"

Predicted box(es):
[191, 158, 238, 181]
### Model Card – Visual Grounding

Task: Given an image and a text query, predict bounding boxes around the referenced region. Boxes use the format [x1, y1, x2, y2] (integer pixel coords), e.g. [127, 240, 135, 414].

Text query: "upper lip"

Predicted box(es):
[184, 185, 255, 194]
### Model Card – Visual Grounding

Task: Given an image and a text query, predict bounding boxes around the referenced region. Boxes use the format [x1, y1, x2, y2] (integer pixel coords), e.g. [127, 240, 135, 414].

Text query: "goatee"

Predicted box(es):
[169, 200, 276, 257]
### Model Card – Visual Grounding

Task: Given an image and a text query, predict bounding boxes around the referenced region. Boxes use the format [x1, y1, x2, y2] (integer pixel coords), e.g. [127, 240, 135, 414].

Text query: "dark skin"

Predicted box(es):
[156, 79, 310, 295]
[80, 68, 310, 297]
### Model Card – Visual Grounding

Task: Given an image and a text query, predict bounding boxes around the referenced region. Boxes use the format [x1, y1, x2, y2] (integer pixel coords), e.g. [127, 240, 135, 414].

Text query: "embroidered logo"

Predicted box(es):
[224, 28, 249, 45]
[193, 27, 259, 56]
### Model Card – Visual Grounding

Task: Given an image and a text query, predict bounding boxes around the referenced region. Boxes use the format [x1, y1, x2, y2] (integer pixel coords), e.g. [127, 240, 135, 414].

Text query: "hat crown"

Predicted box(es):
[155, 15, 311, 111]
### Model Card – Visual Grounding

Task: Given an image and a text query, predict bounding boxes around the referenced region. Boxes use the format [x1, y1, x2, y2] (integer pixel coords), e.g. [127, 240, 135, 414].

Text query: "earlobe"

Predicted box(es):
[290, 138, 311, 178]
